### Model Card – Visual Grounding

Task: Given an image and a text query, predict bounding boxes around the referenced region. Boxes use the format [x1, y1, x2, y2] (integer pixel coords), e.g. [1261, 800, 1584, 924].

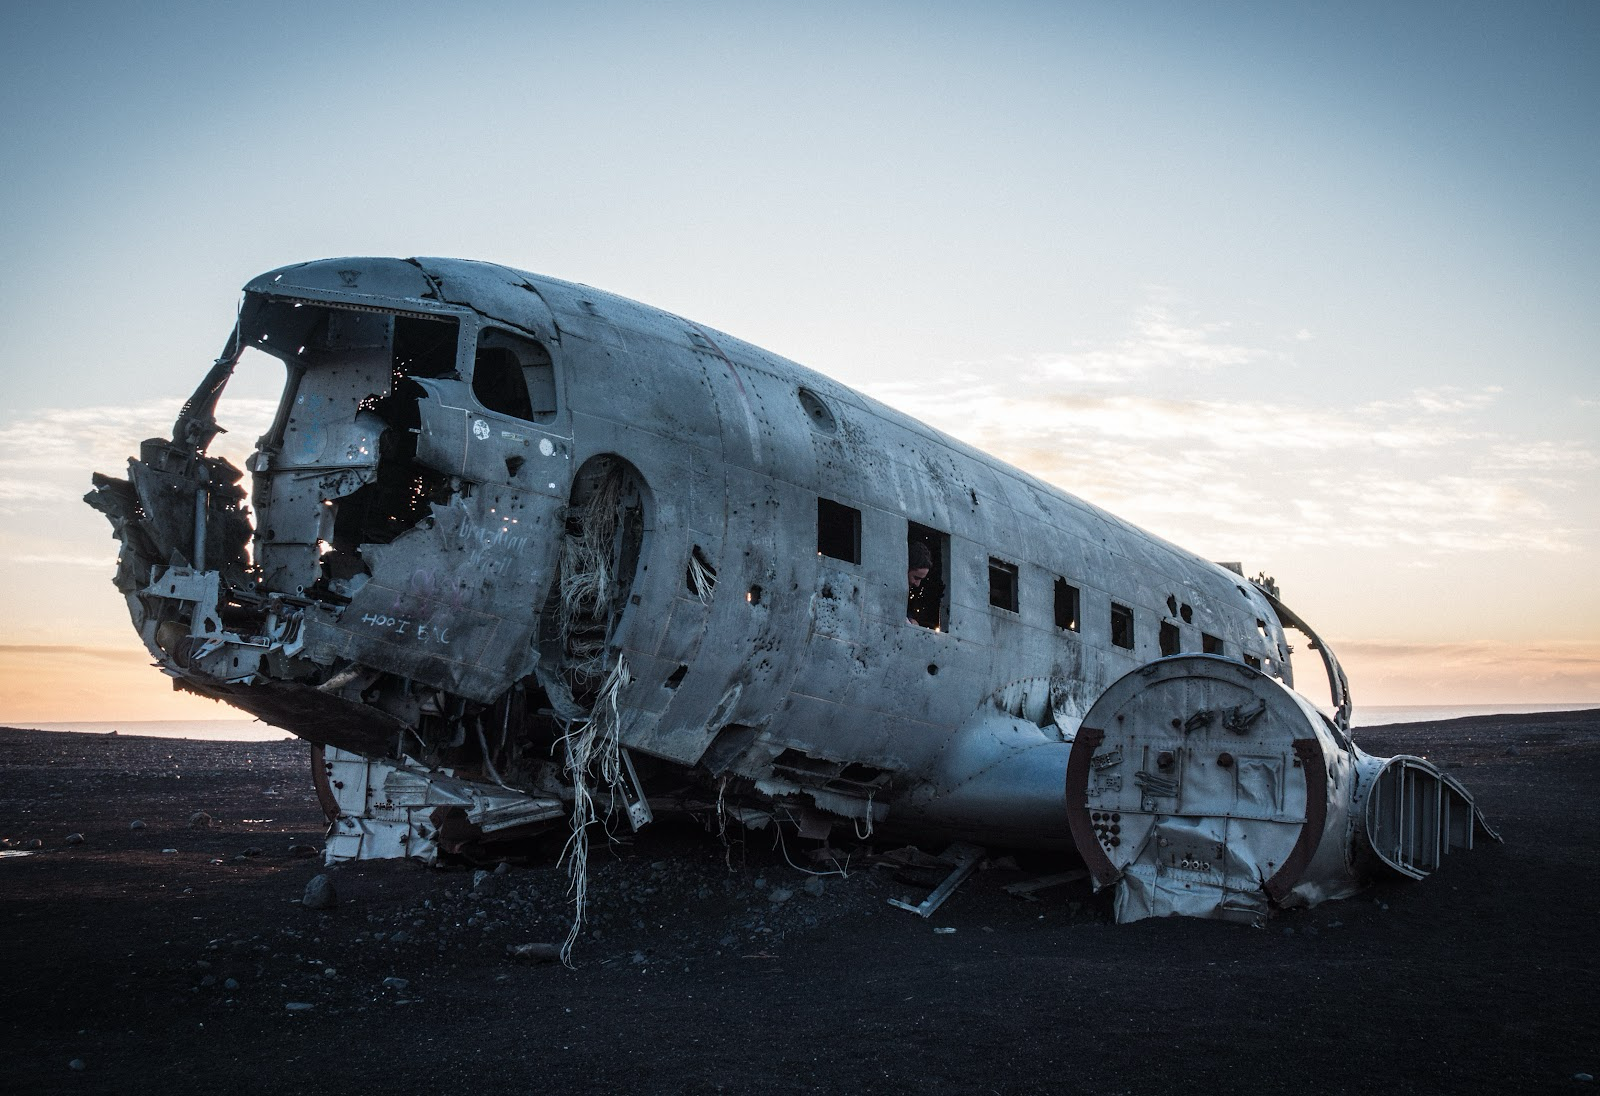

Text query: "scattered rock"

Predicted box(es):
[302, 874, 337, 911]
[224, 978, 239, 991]
[803, 876, 827, 897]
[631, 951, 647, 965]
[69, 1059, 86, 1071]
[189, 811, 213, 829]
[284, 1002, 314, 1012]
[507, 943, 559, 963]
[768, 887, 793, 904]
[129, 820, 145, 831]
[25, 838, 43, 850]
[65, 833, 84, 846]
[382, 976, 410, 991]
[1574, 1074, 1593, 1083]
[288, 844, 318, 858]
[493, 861, 510, 876]
[199, 974, 217, 987]
[162, 848, 178, 854]
[389, 931, 409, 945]
[933, 926, 956, 934]
[1505, 744, 1520, 757]
[241, 846, 263, 858]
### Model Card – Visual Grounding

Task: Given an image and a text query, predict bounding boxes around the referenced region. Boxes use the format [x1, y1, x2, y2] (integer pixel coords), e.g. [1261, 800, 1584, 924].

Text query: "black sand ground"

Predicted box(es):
[1, 711, 1596, 1095]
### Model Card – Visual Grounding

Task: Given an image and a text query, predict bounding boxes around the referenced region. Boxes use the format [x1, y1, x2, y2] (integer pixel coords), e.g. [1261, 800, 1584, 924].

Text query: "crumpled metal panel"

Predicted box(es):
[303, 488, 564, 704]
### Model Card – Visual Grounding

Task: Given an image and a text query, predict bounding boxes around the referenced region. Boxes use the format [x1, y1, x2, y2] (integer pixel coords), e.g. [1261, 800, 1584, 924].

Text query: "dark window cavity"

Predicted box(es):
[907, 521, 949, 631]
[1160, 620, 1181, 656]
[473, 328, 556, 422]
[1110, 603, 1135, 650]
[988, 557, 1019, 613]
[1244, 653, 1263, 670]
[1202, 632, 1224, 654]
[1054, 578, 1080, 631]
[817, 498, 861, 564]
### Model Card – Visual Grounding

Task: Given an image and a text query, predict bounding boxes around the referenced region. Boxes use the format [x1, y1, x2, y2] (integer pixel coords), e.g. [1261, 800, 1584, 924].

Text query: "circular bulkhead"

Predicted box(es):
[1064, 655, 1349, 922]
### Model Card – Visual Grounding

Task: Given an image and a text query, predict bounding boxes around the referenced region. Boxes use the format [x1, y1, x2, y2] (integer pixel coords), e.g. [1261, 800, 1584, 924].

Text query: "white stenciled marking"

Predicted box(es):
[472, 418, 491, 441]
[539, 437, 555, 457]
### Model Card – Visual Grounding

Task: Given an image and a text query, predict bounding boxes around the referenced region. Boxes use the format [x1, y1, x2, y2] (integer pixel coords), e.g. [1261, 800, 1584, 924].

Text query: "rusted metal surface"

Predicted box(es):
[85, 256, 1493, 926]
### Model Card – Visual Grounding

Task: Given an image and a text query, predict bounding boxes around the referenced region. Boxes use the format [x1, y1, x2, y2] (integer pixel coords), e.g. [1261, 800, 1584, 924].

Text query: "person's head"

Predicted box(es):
[908, 541, 932, 590]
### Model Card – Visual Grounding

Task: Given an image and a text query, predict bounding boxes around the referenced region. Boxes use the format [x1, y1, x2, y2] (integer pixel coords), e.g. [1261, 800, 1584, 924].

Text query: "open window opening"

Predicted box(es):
[1054, 578, 1080, 631]
[907, 521, 949, 631]
[239, 298, 459, 597]
[1202, 632, 1224, 654]
[1160, 620, 1181, 657]
[473, 327, 557, 422]
[817, 497, 861, 564]
[988, 557, 1019, 613]
[1110, 603, 1135, 650]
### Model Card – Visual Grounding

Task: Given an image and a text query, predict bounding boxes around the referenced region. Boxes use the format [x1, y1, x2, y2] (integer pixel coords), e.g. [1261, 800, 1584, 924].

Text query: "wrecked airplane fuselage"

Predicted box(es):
[87, 257, 1494, 927]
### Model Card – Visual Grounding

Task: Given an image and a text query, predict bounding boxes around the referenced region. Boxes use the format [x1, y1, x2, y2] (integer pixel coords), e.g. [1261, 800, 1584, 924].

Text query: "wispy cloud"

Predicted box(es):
[864, 302, 1596, 560]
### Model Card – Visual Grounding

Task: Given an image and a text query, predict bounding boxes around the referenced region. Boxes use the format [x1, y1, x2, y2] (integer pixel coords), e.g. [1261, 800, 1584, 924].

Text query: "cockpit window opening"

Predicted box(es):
[473, 327, 557, 422]
[1202, 632, 1224, 654]
[1160, 620, 1181, 656]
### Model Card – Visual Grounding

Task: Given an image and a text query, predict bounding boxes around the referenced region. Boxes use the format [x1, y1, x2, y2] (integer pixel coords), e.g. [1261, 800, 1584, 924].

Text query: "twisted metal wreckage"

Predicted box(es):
[87, 257, 1496, 948]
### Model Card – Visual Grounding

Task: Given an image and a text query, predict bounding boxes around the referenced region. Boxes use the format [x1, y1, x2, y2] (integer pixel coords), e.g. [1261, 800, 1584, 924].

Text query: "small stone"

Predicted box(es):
[199, 974, 217, 987]
[162, 848, 178, 854]
[25, 838, 43, 850]
[718, 935, 736, 948]
[388, 931, 408, 945]
[933, 926, 956, 934]
[382, 976, 410, 991]
[803, 876, 826, 897]
[224, 978, 239, 990]
[494, 862, 510, 876]
[65, 833, 84, 846]
[768, 887, 793, 904]
[323, 967, 337, 979]
[472, 869, 491, 889]
[129, 820, 145, 831]
[1574, 1074, 1594, 1083]
[288, 844, 318, 858]
[630, 951, 647, 965]
[1505, 744, 1520, 757]
[507, 943, 559, 963]
[285, 1002, 314, 1012]
[302, 875, 337, 911]
[69, 1059, 86, 1071]
[189, 811, 213, 829]
[241, 846, 262, 858]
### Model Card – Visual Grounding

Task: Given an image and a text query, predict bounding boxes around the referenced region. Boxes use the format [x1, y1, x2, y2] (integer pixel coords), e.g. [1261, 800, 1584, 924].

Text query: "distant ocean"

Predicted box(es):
[8, 703, 1597, 741]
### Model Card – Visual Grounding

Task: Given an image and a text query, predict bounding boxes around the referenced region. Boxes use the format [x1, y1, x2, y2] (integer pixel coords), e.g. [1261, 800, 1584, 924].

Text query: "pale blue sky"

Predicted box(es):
[1, 1, 1596, 716]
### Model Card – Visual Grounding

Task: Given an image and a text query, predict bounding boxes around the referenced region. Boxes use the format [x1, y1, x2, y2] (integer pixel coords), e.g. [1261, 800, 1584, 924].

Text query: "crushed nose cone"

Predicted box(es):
[1065, 655, 1496, 923]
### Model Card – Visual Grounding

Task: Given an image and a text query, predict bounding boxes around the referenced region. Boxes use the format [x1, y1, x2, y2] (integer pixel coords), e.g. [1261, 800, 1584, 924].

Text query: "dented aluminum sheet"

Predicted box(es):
[86, 256, 1492, 927]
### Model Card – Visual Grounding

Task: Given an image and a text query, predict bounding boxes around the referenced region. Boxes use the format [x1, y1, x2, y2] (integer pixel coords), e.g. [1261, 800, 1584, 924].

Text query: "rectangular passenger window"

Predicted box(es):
[1110, 603, 1135, 650]
[988, 558, 1019, 613]
[817, 498, 861, 564]
[1054, 578, 1080, 631]
[1160, 620, 1180, 656]
[1202, 632, 1224, 654]
[907, 522, 948, 631]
